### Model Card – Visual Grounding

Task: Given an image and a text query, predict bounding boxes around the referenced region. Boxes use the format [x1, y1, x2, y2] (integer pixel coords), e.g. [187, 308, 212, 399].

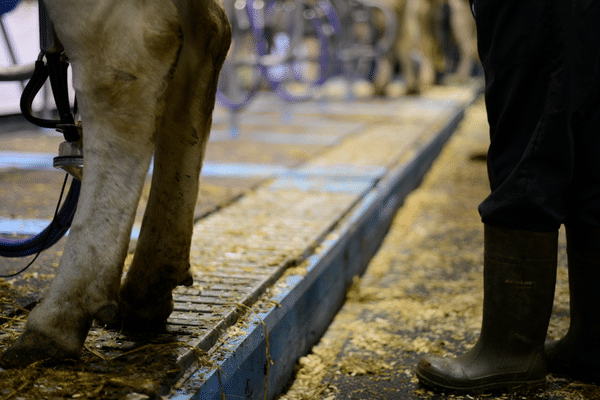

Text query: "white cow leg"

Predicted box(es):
[118, 0, 231, 329]
[1, 0, 183, 366]
[448, 0, 477, 82]
[1, 119, 157, 366]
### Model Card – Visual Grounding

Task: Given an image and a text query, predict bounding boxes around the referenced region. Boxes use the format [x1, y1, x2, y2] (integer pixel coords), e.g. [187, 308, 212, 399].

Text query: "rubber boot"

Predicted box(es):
[545, 223, 600, 383]
[416, 224, 558, 394]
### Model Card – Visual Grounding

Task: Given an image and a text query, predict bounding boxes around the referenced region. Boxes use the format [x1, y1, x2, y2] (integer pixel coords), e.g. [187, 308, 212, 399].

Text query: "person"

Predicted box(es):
[415, 0, 600, 394]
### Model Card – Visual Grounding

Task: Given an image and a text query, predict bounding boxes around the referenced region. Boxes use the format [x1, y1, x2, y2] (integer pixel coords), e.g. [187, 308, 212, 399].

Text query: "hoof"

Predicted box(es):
[180, 273, 194, 287]
[93, 302, 120, 326]
[1, 329, 80, 368]
[116, 273, 192, 332]
[114, 294, 174, 332]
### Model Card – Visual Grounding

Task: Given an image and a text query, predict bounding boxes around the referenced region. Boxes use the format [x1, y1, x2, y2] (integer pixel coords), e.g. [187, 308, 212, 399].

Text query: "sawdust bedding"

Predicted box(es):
[276, 100, 600, 400]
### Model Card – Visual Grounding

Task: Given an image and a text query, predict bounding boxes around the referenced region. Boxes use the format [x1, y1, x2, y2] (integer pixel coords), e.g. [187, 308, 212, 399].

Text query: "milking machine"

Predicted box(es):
[216, 0, 397, 113]
[217, 0, 331, 112]
[0, 0, 81, 264]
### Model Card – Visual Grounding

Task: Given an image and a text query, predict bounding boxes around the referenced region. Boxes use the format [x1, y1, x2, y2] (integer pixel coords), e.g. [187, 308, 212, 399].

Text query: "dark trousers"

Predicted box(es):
[472, 0, 600, 231]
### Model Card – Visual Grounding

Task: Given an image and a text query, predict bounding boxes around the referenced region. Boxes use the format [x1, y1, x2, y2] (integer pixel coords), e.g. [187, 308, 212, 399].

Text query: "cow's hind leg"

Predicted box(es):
[1, 0, 183, 367]
[118, 0, 231, 329]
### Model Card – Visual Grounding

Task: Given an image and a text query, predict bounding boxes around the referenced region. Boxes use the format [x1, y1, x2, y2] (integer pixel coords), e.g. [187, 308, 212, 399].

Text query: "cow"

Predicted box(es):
[378, 0, 477, 94]
[445, 0, 478, 83]
[1, 0, 231, 367]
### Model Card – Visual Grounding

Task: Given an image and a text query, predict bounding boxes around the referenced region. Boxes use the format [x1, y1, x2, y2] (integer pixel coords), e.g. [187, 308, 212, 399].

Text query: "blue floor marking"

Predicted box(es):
[0, 152, 386, 237]
[0, 152, 292, 178]
[0, 152, 386, 180]
[201, 162, 290, 178]
[0, 218, 141, 240]
[0, 218, 51, 235]
[269, 177, 374, 194]
[0, 152, 54, 170]
[209, 130, 342, 146]
[295, 165, 386, 180]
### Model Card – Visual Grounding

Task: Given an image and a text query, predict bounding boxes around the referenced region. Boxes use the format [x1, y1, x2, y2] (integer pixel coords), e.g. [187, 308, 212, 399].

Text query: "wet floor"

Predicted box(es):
[277, 100, 600, 400]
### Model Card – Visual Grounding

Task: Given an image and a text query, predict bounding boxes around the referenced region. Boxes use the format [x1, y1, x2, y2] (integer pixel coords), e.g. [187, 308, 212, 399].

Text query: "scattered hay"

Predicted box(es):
[0, 334, 193, 399]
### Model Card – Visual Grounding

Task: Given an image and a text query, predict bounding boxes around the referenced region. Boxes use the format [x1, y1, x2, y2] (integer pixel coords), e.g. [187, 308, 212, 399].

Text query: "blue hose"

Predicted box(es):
[0, 178, 79, 258]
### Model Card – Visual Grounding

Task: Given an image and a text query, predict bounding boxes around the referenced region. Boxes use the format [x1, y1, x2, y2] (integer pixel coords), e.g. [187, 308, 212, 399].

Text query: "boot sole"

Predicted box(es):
[416, 371, 546, 395]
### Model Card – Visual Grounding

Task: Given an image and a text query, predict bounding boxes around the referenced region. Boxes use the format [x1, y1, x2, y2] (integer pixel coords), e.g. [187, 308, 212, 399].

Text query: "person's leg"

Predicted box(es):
[546, 224, 600, 383]
[546, 2, 600, 379]
[476, 0, 573, 232]
[417, 0, 569, 394]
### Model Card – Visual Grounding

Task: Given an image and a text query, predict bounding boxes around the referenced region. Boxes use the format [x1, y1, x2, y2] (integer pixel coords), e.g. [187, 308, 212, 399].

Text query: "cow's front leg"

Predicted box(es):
[118, 0, 231, 329]
[448, 0, 477, 82]
[0, 115, 157, 366]
[0, 0, 183, 367]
